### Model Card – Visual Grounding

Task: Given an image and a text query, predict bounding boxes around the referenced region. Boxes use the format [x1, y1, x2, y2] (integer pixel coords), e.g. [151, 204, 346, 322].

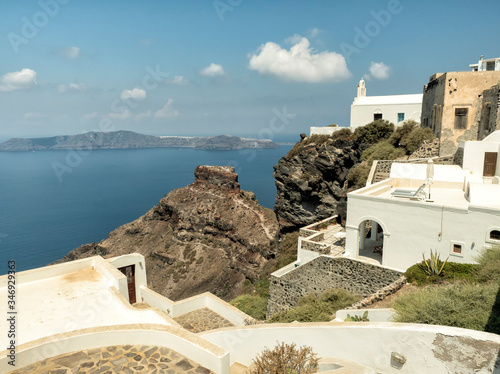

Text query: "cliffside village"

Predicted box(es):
[1, 57, 500, 373]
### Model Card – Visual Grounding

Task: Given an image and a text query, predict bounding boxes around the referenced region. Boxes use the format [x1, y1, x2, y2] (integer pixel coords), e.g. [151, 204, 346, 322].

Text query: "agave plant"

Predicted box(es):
[344, 311, 369, 322]
[420, 249, 448, 276]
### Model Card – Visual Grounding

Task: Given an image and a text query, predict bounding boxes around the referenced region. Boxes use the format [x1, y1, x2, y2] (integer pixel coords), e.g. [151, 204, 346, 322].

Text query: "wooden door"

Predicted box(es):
[483, 152, 497, 177]
[118, 265, 136, 304]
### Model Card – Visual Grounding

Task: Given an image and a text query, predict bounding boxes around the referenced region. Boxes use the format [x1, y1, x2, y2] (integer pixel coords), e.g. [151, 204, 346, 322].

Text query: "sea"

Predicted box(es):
[0, 145, 293, 273]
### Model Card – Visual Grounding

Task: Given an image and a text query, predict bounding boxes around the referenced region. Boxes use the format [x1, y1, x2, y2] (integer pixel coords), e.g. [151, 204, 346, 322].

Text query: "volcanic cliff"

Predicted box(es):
[273, 135, 366, 233]
[59, 165, 279, 301]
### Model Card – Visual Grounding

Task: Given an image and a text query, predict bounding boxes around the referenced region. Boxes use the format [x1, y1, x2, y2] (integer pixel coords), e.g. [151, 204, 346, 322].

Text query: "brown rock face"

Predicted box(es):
[59, 165, 279, 301]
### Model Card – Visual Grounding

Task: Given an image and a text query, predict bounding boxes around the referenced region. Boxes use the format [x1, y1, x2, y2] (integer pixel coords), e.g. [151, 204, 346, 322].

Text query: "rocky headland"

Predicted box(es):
[0, 130, 278, 151]
[58, 165, 279, 301]
[273, 134, 367, 233]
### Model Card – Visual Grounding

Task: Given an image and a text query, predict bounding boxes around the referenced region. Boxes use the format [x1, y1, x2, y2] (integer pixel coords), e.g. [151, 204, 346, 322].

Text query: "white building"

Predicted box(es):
[344, 131, 500, 271]
[350, 78, 423, 128]
[470, 55, 500, 72]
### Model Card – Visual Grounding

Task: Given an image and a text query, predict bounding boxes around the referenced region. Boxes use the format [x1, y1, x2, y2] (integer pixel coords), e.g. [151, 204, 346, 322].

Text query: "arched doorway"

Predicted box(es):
[358, 219, 384, 264]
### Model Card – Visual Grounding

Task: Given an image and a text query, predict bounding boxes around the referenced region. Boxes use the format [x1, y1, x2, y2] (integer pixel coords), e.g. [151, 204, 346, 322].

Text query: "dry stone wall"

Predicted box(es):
[267, 256, 404, 317]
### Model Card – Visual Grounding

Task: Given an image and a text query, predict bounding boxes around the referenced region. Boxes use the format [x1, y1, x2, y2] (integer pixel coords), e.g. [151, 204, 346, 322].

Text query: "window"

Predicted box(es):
[453, 244, 462, 254]
[486, 61, 495, 71]
[374, 113, 382, 120]
[397, 113, 405, 122]
[454, 108, 468, 129]
[490, 230, 500, 241]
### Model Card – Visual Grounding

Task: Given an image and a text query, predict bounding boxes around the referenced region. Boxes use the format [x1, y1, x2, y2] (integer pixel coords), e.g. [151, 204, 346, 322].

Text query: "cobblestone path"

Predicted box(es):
[10, 345, 213, 374]
[174, 307, 234, 333]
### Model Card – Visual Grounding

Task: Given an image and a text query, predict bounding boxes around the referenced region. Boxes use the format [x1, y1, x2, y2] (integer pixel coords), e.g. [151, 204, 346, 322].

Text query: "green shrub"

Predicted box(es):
[388, 120, 418, 148]
[230, 294, 268, 320]
[250, 342, 319, 374]
[405, 261, 479, 286]
[267, 288, 360, 323]
[404, 127, 434, 154]
[361, 141, 405, 162]
[393, 282, 500, 334]
[353, 119, 394, 144]
[475, 246, 500, 283]
[346, 162, 371, 189]
[330, 127, 353, 141]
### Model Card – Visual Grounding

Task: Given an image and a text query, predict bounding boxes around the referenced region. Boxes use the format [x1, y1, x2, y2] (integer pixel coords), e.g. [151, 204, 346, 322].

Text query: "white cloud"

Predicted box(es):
[121, 88, 147, 101]
[308, 28, 322, 38]
[155, 99, 179, 118]
[248, 37, 350, 83]
[59, 46, 81, 59]
[58, 83, 87, 93]
[369, 62, 391, 79]
[285, 34, 302, 44]
[164, 75, 189, 85]
[24, 112, 46, 119]
[200, 63, 225, 77]
[0, 68, 37, 92]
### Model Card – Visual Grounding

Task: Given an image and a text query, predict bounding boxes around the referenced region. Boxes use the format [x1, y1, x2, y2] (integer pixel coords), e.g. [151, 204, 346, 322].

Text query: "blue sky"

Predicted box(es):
[0, 0, 499, 141]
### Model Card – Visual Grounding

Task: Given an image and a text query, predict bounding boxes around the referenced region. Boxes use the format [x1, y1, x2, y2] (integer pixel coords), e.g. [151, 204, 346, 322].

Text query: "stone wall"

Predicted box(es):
[267, 256, 404, 317]
[408, 138, 440, 159]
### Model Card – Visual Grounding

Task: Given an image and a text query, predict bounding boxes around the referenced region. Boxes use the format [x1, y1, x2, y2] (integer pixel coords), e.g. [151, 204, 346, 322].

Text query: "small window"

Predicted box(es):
[453, 244, 462, 254]
[397, 113, 405, 122]
[454, 108, 468, 129]
[490, 230, 500, 241]
[374, 113, 383, 120]
[486, 61, 495, 71]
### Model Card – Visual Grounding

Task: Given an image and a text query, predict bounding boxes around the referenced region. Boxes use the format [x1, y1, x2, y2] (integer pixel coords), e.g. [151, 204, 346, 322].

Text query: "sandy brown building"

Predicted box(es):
[421, 64, 500, 156]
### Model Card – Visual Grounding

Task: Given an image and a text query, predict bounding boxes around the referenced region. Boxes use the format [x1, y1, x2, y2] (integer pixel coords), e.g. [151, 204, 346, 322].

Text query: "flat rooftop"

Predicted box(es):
[0, 268, 172, 346]
[378, 187, 470, 209]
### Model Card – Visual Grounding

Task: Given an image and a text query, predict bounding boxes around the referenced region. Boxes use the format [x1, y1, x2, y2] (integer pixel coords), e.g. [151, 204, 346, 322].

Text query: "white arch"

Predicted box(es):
[355, 215, 390, 236]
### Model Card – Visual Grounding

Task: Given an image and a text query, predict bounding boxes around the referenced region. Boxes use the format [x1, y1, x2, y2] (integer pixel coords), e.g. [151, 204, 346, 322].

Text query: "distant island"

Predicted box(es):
[0, 131, 279, 151]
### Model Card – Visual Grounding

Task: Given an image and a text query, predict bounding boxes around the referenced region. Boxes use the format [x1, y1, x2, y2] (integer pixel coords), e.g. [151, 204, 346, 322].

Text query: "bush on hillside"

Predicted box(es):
[330, 127, 353, 141]
[405, 262, 479, 286]
[267, 288, 361, 323]
[250, 342, 319, 374]
[404, 127, 434, 154]
[388, 120, 418, 148]
[475, 245, 500, 284]
[361, 141, 405, 162]
[393, 282, 500, 334]
[353, 119, 395, 144]
[230, 294, 268, 320]
[346, 162, 371, 189]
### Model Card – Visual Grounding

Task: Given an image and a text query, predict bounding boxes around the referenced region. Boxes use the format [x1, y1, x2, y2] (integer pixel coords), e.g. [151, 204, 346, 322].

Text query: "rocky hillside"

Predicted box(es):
[58, 165, 279, 301]
[273, 134, 366, 233]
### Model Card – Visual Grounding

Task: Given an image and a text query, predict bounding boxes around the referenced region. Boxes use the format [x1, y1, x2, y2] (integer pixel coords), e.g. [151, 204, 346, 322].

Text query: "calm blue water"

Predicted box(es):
[0, 146, 291, 273]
